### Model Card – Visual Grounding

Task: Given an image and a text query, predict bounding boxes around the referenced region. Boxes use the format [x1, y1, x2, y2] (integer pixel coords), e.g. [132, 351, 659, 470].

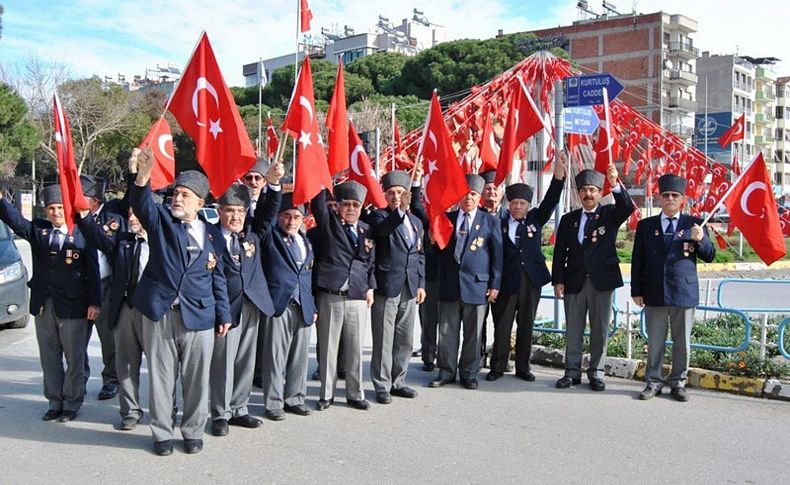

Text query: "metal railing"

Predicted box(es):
[667, 41, 699, 57]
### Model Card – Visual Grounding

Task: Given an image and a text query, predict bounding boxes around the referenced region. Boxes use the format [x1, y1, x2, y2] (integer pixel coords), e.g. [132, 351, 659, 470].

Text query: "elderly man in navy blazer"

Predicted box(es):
[429, 174, 503, 390]
[366, 170, 426, 404]
[0, 185, 101, 423]
[131, 148, 232, 456]
[209, 167, 282, 436]
[632, 174, 715, 402]
[487, 153, 566, 382]
[311, 181, 376, 411]
[552, 166, 633, 392]
[258, 191, 317, 420]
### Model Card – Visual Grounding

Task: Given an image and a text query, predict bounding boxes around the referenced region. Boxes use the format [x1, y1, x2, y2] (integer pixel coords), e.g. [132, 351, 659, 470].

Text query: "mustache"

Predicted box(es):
[583, 196, 594, 201]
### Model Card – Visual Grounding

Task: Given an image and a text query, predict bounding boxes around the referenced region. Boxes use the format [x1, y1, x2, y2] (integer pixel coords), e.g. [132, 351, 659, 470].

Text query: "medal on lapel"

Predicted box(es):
[242, 240, 255, 258]
[42, 229, 49, 236]
[654, 229, 660, 237]
[68, 235, 74, 243]
[364, 238, 373, 253]
[65, 250, 73, 265]
[206, 252, 217, 270]
[72, 250, 80, 260]
[109, 220, 119, 232]
[591, 229, 598, 244]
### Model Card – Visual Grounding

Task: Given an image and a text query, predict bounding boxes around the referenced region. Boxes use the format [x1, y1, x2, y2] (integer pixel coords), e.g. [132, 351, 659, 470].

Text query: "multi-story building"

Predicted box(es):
[102, 65, 181, 96]
[242, 9, 445, 87]
[776, 76, 790, 188]
[526, 10, 699, 141]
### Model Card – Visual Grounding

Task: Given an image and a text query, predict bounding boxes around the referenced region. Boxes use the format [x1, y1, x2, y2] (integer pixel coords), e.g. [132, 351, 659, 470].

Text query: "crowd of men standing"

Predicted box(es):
[0, 147, 715, 456]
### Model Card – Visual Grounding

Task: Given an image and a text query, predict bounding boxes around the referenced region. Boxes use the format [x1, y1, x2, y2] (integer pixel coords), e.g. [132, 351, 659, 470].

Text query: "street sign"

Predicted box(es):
[563, 106, 600, 135]
[565, 73, 624, 107]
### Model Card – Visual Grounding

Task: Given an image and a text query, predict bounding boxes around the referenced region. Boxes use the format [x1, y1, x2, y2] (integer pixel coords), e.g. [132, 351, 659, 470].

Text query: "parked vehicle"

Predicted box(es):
[0, 220, 29, 329]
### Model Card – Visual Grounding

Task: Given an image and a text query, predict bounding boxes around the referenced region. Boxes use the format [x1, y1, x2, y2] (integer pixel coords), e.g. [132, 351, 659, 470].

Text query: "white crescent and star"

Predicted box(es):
[192, 77, 222, 139]
[732, 120, 744, 136]
[350, 144, 365, 176]
[740, 181, 766, 218]
[299, 96, 314, 123]
[157, 134, 174, 161]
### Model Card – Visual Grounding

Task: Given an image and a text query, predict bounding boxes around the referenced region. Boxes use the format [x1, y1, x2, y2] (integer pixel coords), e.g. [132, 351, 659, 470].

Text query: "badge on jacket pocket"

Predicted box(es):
[207, 252, 217, 270]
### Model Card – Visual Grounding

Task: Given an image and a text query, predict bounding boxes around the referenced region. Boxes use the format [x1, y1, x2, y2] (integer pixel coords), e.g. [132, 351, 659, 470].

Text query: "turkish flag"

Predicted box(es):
[138, 117, 176, 191]
[723, 153, 786, 265]
[477, 104, 499, 173]
[710, 225, 728, 250]
[593, 124, 619, 195]
[731, 153, 741, 176]
[348, 122, 386, 208]
[719, 114, 745, 148]
[266, 115, 279, 159]
[168, 32, 256, 197]
[52, 93, 89, 233]
[627, 201, 641, 231]
[495, 80, 544, 185]
[421, 91, 469, 249]
[282, 56, 332, 205]
[779, 209, 790, 237]
[394, 119, 403, 154]
[325, 60, 348, 176]
[300, 0, 313, 33]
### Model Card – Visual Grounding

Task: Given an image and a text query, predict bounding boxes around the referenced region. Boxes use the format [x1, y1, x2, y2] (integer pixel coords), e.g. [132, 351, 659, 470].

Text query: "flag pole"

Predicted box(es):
[700, 152, 759, 227]
[411, 90, 436, 184]
[257, 57, 263, 157]
[391, 102, 396, 171]
[293, 0, 300, 170]
[603, 87, 613, 168]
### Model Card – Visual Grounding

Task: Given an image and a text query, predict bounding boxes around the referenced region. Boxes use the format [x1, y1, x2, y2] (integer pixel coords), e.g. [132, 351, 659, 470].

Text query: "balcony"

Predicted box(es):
[668, 96, 697, 112]
[734, 80, 752, 92]
[664, 69, 698, 85]
[734, 105, 753, 116]
[755, 112, 775, 124]
[756, 66, 775, 81]
[666, 41, 699, 59]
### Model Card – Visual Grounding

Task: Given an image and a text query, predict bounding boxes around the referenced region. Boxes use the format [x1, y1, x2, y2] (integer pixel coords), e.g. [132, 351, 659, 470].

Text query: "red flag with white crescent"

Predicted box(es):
[718, 114, 745, 148]
[52, 93, 89, 233]
[299, 0, 313, 33]
[266, 115, 279, 159]
[138, 117, 176, 191]
[477, 104, 499, 173]
[347, 122, 386, 208]
[325, 59, 349, 176]
[495, 80, 544, 186]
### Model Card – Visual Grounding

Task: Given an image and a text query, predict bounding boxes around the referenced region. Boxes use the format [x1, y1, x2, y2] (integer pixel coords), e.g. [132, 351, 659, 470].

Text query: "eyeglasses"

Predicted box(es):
[660, 192, 682, 199]
[245, 174, 263, 181]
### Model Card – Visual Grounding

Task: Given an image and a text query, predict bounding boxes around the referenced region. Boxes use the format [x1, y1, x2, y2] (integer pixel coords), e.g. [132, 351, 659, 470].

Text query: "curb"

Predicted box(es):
[543, 260, 790, 275]
[529, 345, 789, 400]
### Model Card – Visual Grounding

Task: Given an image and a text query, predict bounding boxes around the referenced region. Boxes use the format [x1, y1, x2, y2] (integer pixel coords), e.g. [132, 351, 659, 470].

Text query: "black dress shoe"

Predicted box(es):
[390, 386, 418, 399]
[43, 409, 62, 421]
[347, 399, 370, 410]
[184, 439, 203, 454]
[59, 410, 78, 422]
[229, 415, 262, 428]
[265, 408, 285, 421]
[670, 387, 689, 402]
[428, 377, 454, 388]
[211, 419, 229, 436]
[376, 392, 392, 404]
[422, 362, 435, 372]
[311, 369, 321, 381]
[316, 399, 333, 411]
[460, 378, 479, 390]
[284, 404, 312, 416]
[485, 371, 503, 382]
[120, 416, 140, 431]
[555, 376, 581, 389]
[97, 385, 118, 400]
[154, 440, 174, 456]
[515, 371, 536, 382]
[639, 386, 662, 400]
[589, 378, 606, 392]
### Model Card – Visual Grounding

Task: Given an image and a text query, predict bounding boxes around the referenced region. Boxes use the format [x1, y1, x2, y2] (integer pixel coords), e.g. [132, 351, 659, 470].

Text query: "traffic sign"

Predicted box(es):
[563, 106, 600, 135]
[565, 73, 624, 107]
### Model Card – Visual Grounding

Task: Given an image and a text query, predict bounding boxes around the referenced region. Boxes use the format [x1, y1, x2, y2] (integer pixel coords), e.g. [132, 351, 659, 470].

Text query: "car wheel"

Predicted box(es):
[6, 314, 29, 329]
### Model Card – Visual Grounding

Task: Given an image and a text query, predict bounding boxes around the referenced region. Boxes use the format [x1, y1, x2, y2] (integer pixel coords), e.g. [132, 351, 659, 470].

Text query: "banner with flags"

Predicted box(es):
[52, 93, 88, 233]
[138, 117, 176, 191]
[168, 32, 256, 197]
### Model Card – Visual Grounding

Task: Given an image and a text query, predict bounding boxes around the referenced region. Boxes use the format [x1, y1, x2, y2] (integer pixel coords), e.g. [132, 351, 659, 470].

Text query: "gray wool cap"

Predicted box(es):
[174, 170, 209, 199]
[248, 158, 270, 177]
[505, 183, 534, 203]
[334, 180, 367, 203]
[575, 169, 605, 190]
[381, 170, 411, 191]
[80, 174, 106, 200]
[41, 184, 63, 206]
[465, 174, 485, 194]
[218, 183, 252, 208]
[279, 192, 306, 215]
[479, 170, 496, 185]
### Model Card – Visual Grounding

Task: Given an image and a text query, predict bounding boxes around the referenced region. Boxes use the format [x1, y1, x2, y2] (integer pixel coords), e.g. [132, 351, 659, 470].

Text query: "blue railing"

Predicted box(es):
[778, 316, 790, 359]
[638, 305, 753, 353]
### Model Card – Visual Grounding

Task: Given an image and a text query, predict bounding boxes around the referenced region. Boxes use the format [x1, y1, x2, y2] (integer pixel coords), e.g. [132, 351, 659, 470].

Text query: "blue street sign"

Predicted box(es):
[563, 106, 600, 135]
[565, 73, 624, 107]
[694, 111, 732, 163]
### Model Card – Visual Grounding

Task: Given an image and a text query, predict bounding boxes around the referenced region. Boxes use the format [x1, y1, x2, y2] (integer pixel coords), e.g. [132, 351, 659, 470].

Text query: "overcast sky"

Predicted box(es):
[1, 0, 786, 86]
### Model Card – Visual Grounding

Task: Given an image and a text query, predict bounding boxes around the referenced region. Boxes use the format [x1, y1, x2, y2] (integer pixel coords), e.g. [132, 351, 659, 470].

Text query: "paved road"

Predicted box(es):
[1, 240, 788, 484]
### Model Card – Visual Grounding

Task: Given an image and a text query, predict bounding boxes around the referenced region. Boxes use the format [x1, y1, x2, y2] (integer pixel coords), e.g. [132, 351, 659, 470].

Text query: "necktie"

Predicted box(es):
[127, 237, 143, 307]
[230, 232, 242, 267]
[49, 230, 61, 256]
[399, 214, 414, 247]
[454, 212, 469, 264]
[183, 222, 201, 266]
[287, 235, 303, 303]
[583, 212, 595, 242]
[344, 223, 358, 246]
[664, 217, 676, 249]
[515, 219, 526, 243]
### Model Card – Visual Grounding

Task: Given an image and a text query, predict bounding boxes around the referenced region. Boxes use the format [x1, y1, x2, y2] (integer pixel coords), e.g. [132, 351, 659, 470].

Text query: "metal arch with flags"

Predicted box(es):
[347, 122, 386, 208]
[282, 56, 332, 205]
[718, 113, 745, 148]
[138, 117, 176, 191]
[476, 103, 499, 174]
[325, 59, 349, 176]
[419, 91, 470, 249]
[52, 93, 89, 233]
[721, 153, 786, 265]
[167, 31, 257, 197]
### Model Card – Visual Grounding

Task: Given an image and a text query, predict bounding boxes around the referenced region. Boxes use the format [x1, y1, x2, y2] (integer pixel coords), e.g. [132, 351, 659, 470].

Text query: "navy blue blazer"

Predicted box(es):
[551, 187, 634, 294]
[365, 191, 425, 299]
[310, 190, 376, 300]
[214, 190, 277, 326]
[500, 177, 564, 296]
[129, 181, 231, 331]
[0, 198, 101, 319]
[437, 209, 503, 305]
[631, 214, 716, 307]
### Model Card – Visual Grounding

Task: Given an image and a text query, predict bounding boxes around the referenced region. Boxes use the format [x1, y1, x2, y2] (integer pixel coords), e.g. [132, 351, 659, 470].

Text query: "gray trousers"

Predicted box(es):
[437, 299, 486, 381]
[316, 291, 367, 401]
[370, 285, 417, 394]
[419, 279, 439, 365]
[143, 308, 213, 442]
[35, 298, 87, 412]
[84, 277, 118, 387]
[210, 298, 259, 420]
[645, 305, 695, 390]
[115, 304, 146, 420]
[563, 277, 613, 380]
[261, 303, 311, 410]
[490, 271, 541, 374]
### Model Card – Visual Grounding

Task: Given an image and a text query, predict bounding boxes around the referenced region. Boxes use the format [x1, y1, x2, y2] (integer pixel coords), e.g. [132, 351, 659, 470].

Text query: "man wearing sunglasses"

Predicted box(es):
[631, 174, 715, 402]
[241, 160, 270, 218]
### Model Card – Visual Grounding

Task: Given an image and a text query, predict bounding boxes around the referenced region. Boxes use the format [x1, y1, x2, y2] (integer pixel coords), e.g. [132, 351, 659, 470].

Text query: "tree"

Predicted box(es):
[346, 52, 407, 94]
[0, 83, 39, 178]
